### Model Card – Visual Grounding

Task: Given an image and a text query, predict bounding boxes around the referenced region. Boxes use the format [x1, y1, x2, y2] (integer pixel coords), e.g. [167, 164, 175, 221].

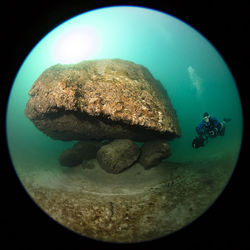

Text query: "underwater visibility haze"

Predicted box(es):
[6, 6, 243, 243]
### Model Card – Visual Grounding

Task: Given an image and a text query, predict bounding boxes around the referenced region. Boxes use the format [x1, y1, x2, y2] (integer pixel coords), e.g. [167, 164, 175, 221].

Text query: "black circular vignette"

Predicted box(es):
[1, 1, 248, 249]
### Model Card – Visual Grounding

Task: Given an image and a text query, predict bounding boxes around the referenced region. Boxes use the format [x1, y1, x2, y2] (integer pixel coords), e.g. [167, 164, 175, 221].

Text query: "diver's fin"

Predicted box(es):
[223, 118, 231, 123]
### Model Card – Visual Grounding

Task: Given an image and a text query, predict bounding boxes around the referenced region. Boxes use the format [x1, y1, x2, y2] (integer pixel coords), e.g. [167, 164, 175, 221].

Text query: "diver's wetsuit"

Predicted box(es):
[192, 115, 230, 148]
[196, 117, 224, 137]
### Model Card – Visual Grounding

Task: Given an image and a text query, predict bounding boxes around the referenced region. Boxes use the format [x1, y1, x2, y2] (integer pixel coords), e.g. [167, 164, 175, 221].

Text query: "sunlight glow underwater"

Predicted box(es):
[53, 27, 100, 64]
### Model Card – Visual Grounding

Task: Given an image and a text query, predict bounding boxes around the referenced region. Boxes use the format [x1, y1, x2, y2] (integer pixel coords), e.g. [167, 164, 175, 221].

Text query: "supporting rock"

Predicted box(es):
[59, 140, 103, 167]
[96, 139, 140, 174]
[139, 140, 171, 169]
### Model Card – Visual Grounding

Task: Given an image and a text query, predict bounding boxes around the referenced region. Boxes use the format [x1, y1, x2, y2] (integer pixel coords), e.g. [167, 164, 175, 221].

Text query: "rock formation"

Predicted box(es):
[58, 138, 172, 173]
[138, 140, 171, 169]
[96, 139, 140, 174]
[25, 59, 181, 141]
[59, 140, 102, 167]
[26, 59, 181, 173]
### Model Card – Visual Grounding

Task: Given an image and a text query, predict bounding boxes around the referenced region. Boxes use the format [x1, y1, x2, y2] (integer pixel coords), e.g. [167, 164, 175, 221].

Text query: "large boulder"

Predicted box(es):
[25, 59, 181, 141]
[59, 140, 102, 167]
[96, 139, 140, 174]
[138, 140, 171, 169]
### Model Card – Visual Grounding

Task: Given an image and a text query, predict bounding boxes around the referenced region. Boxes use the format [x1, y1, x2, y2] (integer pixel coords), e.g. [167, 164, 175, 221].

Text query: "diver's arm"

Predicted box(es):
[212, 117, 220, 127]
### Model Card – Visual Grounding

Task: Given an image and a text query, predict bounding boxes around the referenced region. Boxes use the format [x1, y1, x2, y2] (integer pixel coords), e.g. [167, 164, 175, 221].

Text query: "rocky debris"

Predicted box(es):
[59, 140, 102, 167]
[59, 139, 172, 173]
[138, 140, 171, 169]
[96, 139, 140, 174]
[25, 59, 181, 141]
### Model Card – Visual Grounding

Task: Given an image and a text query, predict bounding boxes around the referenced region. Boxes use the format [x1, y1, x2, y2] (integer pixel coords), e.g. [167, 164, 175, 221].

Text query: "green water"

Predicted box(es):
[6, 6, 243, 175]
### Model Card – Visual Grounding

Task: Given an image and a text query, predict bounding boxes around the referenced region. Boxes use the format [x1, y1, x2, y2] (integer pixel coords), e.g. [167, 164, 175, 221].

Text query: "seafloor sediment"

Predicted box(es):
[18, 155, 234, 243]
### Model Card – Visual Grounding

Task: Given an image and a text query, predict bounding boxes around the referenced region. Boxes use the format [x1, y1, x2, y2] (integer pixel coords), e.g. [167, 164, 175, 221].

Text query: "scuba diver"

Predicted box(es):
[192, 112, 231, 149]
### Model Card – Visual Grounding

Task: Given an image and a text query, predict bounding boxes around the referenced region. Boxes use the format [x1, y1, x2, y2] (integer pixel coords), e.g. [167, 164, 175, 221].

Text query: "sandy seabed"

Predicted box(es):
[15, 154, 235, 243]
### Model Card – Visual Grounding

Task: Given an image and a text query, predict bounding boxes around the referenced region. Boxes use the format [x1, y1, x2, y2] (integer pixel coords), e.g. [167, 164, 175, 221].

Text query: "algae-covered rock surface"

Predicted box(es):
[25, 59, 181, 141]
